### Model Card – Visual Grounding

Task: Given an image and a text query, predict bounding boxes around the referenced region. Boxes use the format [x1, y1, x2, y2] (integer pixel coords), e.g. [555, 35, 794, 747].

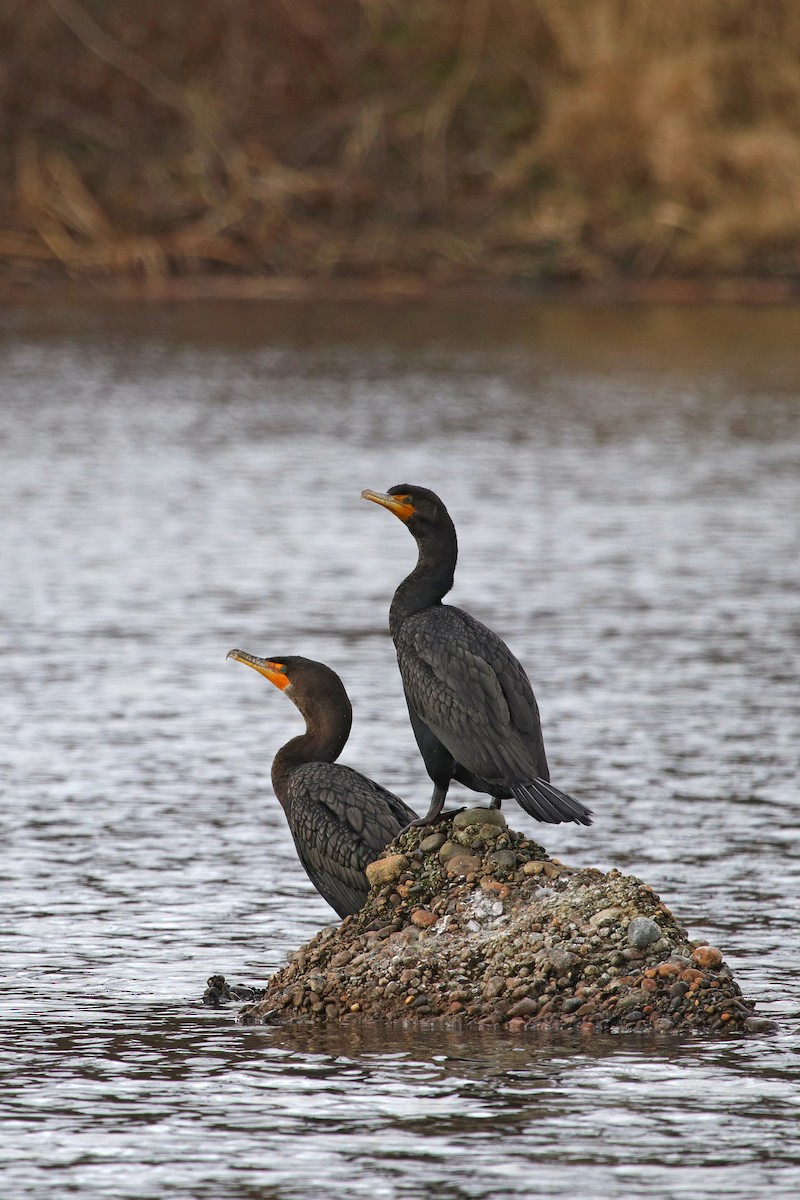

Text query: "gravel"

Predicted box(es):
[204, 808, 771, 1036]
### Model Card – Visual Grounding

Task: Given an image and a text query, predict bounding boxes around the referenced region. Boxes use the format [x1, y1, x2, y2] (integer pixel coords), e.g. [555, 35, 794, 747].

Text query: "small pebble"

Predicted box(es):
[453, 808, 507, 830]
[410, 908, 437, 928]
[590, 906, 622, 927]
[616, 989, 648, 1011]
[485, 849, 517, 869]
[627, 917, 662, 948]
[365, 854, 408, 887]
[548, 948, 577, 973]
[446, 854, 481, 876]
[480, 877, 510, 900]
[507, 997, 538, 1018]
[692, 945, 723, 969]
[419, 833, 447, 853]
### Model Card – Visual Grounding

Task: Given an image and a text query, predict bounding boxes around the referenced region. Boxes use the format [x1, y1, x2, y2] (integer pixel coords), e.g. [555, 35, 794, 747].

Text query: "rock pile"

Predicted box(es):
[215, 809, 766, 1034]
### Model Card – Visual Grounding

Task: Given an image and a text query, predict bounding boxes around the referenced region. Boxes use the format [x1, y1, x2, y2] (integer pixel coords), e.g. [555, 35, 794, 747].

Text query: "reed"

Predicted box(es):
[2, 0, 799, 282]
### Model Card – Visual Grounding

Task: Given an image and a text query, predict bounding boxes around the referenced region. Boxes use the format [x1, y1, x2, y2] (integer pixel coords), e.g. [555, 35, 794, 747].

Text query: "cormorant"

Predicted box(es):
[227, 650, 418, 916]
[361, 485, 592, 829]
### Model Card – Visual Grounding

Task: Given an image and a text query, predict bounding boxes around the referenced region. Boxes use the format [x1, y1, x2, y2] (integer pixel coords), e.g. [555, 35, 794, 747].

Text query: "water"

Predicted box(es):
[1, 300, 798, 1198]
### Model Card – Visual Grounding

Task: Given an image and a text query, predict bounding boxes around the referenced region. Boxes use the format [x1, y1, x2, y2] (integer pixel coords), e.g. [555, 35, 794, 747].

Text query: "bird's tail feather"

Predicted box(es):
[511, 779, 593, 826]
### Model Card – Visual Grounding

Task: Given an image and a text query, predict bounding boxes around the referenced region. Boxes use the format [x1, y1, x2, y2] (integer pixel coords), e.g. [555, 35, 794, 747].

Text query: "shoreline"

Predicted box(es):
[2, 274, 800, 307]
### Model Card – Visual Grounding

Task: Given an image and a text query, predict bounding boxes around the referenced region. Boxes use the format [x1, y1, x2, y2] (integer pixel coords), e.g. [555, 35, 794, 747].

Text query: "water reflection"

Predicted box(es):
[4, 1009, 798, 1198]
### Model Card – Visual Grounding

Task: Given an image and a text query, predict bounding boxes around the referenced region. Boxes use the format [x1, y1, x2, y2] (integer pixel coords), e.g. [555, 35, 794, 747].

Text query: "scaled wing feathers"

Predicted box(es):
[397, 606, 546, 786]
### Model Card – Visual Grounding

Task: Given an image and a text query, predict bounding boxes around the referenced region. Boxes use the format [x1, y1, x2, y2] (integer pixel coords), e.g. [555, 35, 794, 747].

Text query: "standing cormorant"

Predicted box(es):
[227, 650, 418, 916]
[361, 485, 592, 829]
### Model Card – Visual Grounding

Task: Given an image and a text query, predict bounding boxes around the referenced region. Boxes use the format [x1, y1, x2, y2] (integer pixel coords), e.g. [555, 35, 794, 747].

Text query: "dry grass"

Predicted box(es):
[2, 0, 800, 282]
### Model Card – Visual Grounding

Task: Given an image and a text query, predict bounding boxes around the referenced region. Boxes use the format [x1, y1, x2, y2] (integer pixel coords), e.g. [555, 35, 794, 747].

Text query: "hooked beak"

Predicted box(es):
[361, 488, 415, 523]
[227, 649, 290, 690]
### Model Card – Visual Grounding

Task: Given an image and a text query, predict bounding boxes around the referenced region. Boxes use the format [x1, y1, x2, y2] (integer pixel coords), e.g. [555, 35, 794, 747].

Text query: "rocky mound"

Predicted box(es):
[211, 808, 767, 1035]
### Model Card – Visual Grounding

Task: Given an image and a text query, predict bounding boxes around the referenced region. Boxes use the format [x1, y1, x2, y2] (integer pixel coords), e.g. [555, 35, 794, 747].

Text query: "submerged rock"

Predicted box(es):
[203, 974, 266, 1007]
[218, 810, 767, 1035]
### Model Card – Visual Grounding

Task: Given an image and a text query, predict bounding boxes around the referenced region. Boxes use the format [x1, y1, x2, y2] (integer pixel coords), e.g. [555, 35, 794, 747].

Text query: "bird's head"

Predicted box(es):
[227, 649, 295, 693]
[360, 484, 454, 541]
[226, 651, 352, 731]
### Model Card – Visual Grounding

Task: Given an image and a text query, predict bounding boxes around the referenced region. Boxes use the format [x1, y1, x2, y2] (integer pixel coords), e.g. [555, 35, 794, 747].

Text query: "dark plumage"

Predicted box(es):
[227, 650, 417, 916]
[361, 485, 592, 828]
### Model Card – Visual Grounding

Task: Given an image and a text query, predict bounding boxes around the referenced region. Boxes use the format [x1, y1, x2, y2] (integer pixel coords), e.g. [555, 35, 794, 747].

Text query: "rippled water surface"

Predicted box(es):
[1, 301, 799, 1198]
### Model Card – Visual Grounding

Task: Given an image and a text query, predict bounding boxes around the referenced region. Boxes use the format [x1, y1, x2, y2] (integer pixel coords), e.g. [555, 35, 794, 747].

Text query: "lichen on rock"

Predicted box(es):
[218, 809, 765, 1035]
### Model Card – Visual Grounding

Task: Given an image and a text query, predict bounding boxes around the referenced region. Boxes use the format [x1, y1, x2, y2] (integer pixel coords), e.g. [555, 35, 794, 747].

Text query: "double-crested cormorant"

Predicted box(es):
[361, 485, 592, 829]
[227, 650, 418, 917]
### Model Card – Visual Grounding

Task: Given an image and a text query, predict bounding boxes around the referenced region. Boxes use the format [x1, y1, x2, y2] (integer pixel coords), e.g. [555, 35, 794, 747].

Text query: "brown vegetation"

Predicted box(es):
[3, 0, 800, 286]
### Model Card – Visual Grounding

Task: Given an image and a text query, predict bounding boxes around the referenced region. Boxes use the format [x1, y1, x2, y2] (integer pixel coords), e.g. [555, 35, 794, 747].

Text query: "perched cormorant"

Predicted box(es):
[361, 485, 592, 829]
[227, 650, 418, 917]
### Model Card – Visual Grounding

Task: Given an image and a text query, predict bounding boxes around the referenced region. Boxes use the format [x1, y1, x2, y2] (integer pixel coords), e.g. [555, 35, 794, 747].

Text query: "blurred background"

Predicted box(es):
[3, 0, 800, 289]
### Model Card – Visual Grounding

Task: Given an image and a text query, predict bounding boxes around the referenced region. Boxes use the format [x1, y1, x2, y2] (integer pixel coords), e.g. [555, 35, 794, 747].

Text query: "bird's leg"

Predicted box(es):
[401, 782, 450, 831]
[489, 797, 503, 810]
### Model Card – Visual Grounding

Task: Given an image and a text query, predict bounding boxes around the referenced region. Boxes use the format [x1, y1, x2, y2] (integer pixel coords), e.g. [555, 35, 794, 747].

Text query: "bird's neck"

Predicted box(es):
[389, 528, 457, 634]
[271, 701, 351, 811]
